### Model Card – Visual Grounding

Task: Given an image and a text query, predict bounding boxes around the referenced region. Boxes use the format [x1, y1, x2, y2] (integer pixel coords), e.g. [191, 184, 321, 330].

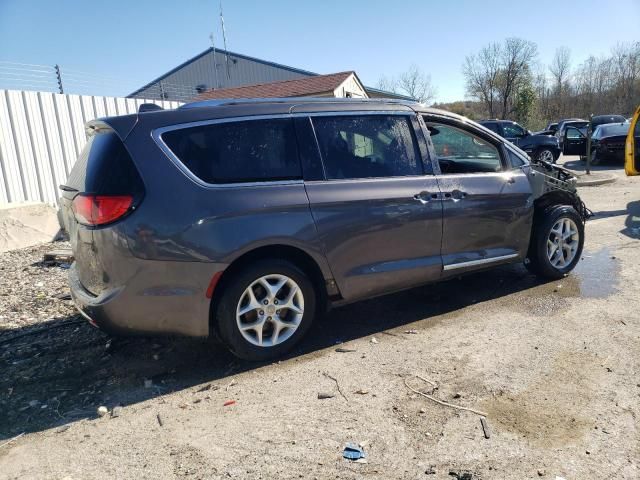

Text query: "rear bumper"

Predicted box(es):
[69, 261, 222, 337]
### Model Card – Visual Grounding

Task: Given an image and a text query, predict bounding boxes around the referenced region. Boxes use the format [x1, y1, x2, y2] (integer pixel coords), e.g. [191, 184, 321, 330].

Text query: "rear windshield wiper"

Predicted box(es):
[59, 184, 78, 192]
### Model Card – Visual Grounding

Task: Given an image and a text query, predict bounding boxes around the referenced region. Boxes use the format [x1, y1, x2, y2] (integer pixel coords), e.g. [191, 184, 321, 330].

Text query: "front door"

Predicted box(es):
[625, 105, 640, 176]
[563, 126, 587, 155]
[303, 112, 443, 301]
[422, 116, 533, 275]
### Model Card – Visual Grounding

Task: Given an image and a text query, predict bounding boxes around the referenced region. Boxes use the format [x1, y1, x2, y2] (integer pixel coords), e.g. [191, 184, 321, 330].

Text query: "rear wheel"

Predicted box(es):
[526, 205, 584, 279]
[214, 259, 316, 361]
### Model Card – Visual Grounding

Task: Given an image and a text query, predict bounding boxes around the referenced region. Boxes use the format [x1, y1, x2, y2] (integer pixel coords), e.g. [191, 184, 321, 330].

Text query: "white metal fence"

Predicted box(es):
[0, 89, 181, 206]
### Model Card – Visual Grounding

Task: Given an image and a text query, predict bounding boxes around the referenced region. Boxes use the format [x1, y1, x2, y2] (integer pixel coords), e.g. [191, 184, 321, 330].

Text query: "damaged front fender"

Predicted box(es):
[525, 159, 592, 221]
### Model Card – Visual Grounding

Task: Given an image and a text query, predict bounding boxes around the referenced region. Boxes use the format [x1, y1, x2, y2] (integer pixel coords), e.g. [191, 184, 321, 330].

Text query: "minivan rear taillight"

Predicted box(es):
[72, 194, 134, 226]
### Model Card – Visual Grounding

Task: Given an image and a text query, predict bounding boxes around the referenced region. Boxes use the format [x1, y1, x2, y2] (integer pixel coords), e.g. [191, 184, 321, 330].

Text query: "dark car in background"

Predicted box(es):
[534, 122, 558, 136]
[479, 119, 561, 162]
[591, 122, 630, 164]
[591, 114, 627, 129]
[60, 98, 588, 361]
[557, 119, 589, 151]
[557, 115, 628, 158]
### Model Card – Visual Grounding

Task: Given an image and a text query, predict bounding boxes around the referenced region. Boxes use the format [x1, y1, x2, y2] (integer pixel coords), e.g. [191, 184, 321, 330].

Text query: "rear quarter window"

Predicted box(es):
[161, 118, 301, 184]
[66, 129, 143, 195]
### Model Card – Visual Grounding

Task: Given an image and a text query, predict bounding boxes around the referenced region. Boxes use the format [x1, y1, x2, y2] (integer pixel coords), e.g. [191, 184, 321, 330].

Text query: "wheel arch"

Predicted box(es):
[533, 190, 580, 215]
[208, 244, 334, 336]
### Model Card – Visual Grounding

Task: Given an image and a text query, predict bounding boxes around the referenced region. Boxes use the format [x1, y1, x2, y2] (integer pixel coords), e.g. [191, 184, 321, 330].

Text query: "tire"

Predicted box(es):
[591, 150, 600, 165]
[214, 259, 316, 361]
[526, 205, 584, 280]
[536, 148, 555, 164]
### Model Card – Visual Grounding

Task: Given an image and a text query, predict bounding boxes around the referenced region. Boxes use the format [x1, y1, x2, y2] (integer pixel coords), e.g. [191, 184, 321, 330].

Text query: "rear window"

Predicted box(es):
[161, 118, 301, 184]
[66, 130, 143, 195]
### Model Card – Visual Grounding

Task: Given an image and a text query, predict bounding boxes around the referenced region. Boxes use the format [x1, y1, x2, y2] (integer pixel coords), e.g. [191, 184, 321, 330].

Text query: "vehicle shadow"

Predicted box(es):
[590, 200, 640, 238]
[561, 158, 623, 172]
[0, 263, 545, 439]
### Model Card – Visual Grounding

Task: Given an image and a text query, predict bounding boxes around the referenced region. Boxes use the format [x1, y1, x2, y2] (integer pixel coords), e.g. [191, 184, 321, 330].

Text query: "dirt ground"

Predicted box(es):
[1, 156, 638, 480]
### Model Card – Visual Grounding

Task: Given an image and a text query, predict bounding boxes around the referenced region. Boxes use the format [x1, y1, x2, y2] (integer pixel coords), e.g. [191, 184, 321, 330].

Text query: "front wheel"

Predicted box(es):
[536, 148, 556, 164]
[526, 205, 584, 279]
[214, 259, 316, 361]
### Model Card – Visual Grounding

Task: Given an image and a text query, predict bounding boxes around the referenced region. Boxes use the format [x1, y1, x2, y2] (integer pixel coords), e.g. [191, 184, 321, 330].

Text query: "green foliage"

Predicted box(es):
[513, 81, 536, 127]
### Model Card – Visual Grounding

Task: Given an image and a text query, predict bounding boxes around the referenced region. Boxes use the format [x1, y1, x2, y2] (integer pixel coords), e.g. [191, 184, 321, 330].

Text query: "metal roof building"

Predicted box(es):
[128, 47, 411, 102]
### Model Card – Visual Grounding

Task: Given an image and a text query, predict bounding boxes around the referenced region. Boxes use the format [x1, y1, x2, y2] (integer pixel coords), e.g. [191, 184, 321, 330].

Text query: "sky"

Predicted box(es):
[1, 0, 639, 102]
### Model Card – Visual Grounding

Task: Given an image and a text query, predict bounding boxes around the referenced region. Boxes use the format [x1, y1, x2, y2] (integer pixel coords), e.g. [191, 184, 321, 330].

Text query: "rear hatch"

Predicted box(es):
[60, 121, 144, 295]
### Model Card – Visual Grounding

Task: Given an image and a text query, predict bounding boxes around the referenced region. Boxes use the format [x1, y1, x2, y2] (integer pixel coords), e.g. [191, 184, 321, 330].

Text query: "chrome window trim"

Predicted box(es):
[152, 111, 419, 188]
[443, 253, 519, 271]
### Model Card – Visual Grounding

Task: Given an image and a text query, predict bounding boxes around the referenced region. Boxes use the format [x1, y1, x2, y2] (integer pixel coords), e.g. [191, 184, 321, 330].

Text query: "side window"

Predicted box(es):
[507, 149, 528, 169]
[161, 118, 301, 184]
[502, 123, 526, 138]
[424, 121, 503, 174]
[566, 127, 585, 139]
[312, 115, 421, 180]
[483, 122, 500, 134]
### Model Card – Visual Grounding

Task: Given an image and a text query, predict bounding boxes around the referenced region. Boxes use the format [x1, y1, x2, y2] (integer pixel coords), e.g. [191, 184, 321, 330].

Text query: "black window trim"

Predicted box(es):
[421, 115, 509, 175]
[153, 114, 305, 189]
[307, 111, 427, 182]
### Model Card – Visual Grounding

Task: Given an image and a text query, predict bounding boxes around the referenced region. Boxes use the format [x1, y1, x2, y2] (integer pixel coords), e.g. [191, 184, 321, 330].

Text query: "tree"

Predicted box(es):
[462, 38, 537, 119]
[463, 42, 501, 118]
[549, 47, 571, 94]
[376, 65, 436, 104]
[549, 47, 572, 117]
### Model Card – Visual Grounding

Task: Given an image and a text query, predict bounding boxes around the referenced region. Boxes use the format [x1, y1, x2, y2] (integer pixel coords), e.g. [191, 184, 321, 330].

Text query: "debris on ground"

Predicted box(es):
[404, 329, 418, 334]
[335, 347, 356, 353]
[322, 372, 348, 402]
[354, 389, 369, 395]
[111, 406, 123, 418]
[370, 337, 379, 344]
[43, 249, 74, 266]
[97, 406, 109, 417]
[223, 400, 236, 407]
[404, 375, 487, 417]
[156, 413, 163, 427]
[480, 417, 491, 439]
[317, 392, 335, 399]
[449, 470, 474, 480]
[342, 443, 366, 461]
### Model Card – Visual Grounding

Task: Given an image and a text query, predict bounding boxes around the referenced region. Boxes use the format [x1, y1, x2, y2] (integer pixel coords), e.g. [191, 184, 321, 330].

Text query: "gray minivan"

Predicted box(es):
[60, 98, 588, 360]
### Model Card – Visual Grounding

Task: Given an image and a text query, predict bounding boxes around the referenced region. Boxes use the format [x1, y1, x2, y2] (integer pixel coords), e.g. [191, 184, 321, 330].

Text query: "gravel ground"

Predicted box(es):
[0, 157, 638, 479]
[0, 241, 75, 331]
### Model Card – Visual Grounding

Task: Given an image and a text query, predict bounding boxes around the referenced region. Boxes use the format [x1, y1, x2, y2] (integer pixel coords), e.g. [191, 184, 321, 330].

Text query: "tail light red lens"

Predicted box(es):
[72, 194, 134, 226]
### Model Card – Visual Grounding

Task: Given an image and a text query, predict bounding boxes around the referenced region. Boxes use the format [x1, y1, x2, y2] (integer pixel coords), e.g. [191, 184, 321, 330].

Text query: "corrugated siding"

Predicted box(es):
[134, 52, 313, 101]
[0, 89, 181, 206]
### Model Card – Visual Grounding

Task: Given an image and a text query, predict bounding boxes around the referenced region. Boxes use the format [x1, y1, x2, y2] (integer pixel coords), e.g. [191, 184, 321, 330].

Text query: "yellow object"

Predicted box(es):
[626, 105, 640, 176]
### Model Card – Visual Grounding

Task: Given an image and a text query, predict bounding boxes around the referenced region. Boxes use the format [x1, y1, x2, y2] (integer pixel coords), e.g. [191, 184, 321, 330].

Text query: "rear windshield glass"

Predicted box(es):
[66, 130, 143, 194]
[597, 124, 629, 137]
[161, 118, 301, 184]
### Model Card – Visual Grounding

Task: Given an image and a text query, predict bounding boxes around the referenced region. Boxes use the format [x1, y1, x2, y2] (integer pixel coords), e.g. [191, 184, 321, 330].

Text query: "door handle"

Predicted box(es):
[441, 190, 466, 201]
[413, 191, 438, 204]
[506, 176, 516, 184]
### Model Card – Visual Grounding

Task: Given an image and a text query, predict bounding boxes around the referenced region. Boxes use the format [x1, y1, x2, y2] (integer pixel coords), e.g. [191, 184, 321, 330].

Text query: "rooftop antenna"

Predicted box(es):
[209, 32, 219, 89]
[219, 0, 231, 80]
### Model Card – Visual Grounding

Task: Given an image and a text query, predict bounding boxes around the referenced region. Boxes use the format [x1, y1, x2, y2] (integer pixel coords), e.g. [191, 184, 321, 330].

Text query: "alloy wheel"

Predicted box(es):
[236, 274, 304, 347]
[538, 149, 554, 163]
[546, 218, 580, 268]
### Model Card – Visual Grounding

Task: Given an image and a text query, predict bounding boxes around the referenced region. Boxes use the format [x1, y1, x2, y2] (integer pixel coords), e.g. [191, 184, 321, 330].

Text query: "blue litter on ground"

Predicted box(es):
[343, 443, 366, 460]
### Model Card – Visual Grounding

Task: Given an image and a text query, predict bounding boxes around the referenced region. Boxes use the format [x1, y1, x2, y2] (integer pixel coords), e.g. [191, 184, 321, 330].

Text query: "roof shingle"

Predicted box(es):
[194, 71, 355, 100]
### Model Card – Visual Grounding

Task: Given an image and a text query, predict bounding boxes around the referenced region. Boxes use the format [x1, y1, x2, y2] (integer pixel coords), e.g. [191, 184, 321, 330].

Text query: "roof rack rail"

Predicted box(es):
[179, 97, 418, 110]
[139, 103, 164, 113]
